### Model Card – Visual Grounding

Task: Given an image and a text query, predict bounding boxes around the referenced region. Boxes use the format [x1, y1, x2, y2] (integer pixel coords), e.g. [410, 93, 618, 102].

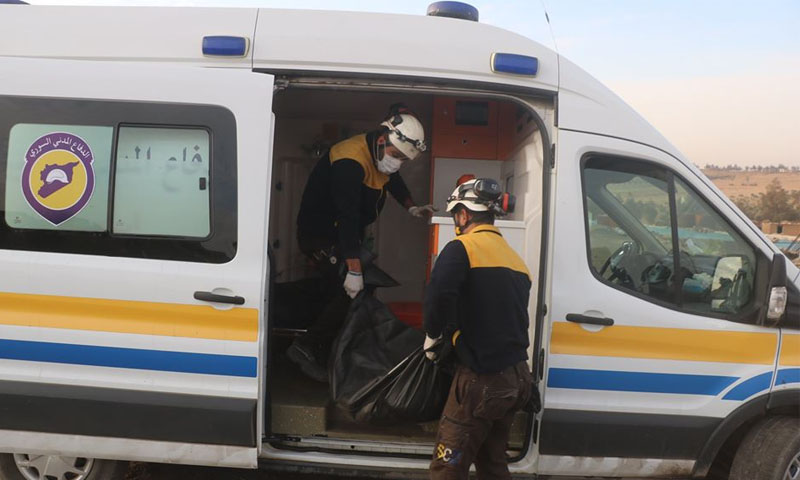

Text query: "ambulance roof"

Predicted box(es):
[0, 5, 680, 157]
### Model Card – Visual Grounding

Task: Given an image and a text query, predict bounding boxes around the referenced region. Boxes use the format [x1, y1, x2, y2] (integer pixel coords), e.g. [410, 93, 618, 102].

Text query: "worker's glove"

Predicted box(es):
[343, 270, 364, 299]
[423, 335, 442, 361]
[408, 204, 438, 218]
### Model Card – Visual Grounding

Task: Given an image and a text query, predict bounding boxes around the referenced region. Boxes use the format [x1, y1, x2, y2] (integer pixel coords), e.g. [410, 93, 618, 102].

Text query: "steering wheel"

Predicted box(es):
[599, 241, 639, 277]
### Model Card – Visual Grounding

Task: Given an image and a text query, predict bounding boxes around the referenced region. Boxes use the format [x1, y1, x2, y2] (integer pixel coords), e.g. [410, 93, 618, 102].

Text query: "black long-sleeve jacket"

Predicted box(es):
[424, 224, 532, 373]
[296, 132, 412, 258]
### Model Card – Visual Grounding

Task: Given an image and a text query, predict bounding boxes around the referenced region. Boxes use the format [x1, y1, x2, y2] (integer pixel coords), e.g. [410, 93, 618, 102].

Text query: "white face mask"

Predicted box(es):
[375, 153, 403, 174]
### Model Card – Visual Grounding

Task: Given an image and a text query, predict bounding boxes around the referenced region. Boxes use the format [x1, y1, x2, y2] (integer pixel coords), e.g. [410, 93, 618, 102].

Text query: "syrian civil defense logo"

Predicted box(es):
[22, 132, 95, 225]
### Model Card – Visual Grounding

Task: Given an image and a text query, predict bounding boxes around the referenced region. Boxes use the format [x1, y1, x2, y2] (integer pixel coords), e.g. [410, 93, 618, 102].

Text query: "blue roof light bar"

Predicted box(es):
[491, 53, 539, 77]
[202, 36, 249, 57]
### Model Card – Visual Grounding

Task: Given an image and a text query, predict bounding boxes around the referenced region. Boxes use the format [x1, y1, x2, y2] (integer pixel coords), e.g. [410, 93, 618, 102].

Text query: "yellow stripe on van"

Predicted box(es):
[780, 334, 800, 366]
[0, 292, 258, 342]
[551, 322, 776, 365]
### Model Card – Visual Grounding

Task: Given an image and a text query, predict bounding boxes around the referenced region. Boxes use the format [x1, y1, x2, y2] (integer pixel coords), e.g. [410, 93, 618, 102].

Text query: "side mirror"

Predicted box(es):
[766, 287, 788, 324]
[762, 254, 788, 327]
[710, 255, 749, 313]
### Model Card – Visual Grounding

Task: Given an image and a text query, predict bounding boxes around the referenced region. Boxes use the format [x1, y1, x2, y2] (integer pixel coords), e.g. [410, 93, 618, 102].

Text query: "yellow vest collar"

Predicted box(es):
[467, 224, 501, 236]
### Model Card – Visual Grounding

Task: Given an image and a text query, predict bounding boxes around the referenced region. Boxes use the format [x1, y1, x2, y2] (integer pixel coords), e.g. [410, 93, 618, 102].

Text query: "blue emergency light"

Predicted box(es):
[491, 53, 539, 77]
[202, 36, 248, 57]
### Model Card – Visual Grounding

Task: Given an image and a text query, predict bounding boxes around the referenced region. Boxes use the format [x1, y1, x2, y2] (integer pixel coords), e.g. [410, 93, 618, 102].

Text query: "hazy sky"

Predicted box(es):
[24, 0, 800, 167]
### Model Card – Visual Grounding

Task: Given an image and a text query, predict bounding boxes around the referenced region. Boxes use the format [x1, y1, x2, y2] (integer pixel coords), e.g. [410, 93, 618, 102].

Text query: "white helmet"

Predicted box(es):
[446, 178, 491, 213]
[380, 112, 427, 161]
[447, 177, 514, 216]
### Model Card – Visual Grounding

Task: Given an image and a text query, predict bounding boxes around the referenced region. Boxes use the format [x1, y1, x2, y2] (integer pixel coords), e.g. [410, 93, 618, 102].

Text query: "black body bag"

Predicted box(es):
[330, 293, 453, 425]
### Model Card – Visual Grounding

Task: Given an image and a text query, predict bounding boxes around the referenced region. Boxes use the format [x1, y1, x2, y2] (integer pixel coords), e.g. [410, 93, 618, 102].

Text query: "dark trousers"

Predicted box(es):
[296, 235, 352, 364]
[430, 361, 532, 480]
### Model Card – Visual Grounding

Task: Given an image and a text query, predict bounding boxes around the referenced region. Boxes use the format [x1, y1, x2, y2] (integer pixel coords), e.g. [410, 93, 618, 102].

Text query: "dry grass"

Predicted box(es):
[701, 169, 800, 198]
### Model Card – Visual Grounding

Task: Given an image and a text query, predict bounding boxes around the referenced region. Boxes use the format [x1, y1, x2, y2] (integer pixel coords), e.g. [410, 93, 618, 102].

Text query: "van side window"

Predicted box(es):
[0, 96, 237, 263]
[586, 197, 635, 272]
[4, 124, 113, 232]
[674, 178, 757, 315]
[583, 158, 676, 305]
[113, 127, 211, 238]
[582, 156, 758, 318]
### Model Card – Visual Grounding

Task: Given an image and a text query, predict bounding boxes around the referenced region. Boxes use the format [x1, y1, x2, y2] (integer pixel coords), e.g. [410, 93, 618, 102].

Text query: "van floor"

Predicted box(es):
[268, 347, 527, 451]
[269, 348, 438, 442]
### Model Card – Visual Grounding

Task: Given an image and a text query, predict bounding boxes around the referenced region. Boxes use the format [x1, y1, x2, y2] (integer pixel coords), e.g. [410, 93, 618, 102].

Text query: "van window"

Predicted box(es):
[583, 159, 675, 305]
[582, 156, 757, 317]
[0, 96, 237, 263]
[113, 126, 210, 238]
[5, 124, 113, 232]
[586, 197, 633, 272]
[674, 178, 756, 315]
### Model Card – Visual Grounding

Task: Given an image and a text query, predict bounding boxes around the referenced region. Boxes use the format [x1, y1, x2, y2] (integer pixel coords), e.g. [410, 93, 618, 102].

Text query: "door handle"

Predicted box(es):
[194, 291, 245, 305]
[566, 313, 614, 326]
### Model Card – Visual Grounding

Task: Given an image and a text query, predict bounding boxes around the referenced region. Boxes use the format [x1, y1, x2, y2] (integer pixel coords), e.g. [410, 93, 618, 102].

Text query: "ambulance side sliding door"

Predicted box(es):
[0, 58, 273, 468]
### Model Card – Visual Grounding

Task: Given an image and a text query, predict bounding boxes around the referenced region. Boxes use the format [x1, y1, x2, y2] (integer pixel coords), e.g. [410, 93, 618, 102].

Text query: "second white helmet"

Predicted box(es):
[446, 179, 491, 213]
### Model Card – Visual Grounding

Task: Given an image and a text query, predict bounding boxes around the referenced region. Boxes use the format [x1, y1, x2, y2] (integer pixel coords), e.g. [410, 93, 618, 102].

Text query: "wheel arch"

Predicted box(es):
[692, 390, 800, 478]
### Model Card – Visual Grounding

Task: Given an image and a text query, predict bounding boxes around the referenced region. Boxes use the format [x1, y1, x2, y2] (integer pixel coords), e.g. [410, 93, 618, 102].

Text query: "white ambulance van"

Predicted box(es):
[0, 2, 798, 479]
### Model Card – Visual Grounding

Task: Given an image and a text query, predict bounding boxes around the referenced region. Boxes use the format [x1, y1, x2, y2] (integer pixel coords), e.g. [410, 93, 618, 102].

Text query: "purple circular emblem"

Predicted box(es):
[21, 132, 95, 226]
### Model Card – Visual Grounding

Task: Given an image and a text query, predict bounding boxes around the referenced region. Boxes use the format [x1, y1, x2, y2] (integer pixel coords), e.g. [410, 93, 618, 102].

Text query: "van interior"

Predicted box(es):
[266, 86, 547, 456]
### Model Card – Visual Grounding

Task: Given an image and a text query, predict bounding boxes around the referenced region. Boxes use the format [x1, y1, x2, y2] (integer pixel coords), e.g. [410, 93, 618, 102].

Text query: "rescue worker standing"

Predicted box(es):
[288, 104, 435, 382]
[424, 178, 533, 480]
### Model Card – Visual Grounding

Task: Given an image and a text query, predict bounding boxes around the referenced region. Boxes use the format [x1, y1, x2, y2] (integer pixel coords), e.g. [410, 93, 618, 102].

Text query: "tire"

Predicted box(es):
[0, 453, 128, 480]
[729, 416, 800, 480]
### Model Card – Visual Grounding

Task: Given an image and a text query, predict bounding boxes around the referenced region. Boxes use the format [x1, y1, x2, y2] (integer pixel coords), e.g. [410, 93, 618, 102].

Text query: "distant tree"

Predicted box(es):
[732, 194, 761, 222]
[792, 189, 800, 214]
[760, 178, 799, 222]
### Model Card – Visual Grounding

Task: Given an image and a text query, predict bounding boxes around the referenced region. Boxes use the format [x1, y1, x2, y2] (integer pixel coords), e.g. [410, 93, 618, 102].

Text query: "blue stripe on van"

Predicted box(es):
[0, 338, 257, 378]
[776, 368, 800, 386]
[722, 372, 773, 400]
[547, 368, 738, 395]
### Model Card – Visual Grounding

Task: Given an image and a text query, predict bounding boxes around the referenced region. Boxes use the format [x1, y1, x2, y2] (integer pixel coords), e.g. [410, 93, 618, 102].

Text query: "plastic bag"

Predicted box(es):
[330, 294, 453, 424]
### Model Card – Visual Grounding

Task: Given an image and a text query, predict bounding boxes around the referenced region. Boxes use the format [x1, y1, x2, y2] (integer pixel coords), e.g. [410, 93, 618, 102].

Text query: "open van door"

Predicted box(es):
[0, 58, 273, 468]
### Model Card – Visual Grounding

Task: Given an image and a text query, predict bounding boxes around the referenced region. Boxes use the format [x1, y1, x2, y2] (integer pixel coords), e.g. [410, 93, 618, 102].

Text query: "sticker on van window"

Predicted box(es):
[5, 124, 113, 231]
[113, 126, 211, 238]
[22, 132, 95, 225]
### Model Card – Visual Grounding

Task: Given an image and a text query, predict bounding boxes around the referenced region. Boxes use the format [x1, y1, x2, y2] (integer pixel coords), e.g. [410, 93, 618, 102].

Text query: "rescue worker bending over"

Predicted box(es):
[288, 104, 435, 382]
[424, 178, 533, 480]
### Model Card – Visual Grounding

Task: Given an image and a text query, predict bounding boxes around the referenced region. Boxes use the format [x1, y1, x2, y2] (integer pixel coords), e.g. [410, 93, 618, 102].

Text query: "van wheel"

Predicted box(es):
[729, 416, 800, 480]
[0, 453, 126, 480]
